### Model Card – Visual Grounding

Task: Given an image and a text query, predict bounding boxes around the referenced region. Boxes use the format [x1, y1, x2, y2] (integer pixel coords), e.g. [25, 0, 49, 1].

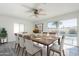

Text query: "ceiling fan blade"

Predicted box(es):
[38, 13, 46, 15]
[22, 5, 34, 9]
[29, 14, 38, 18]
[26, 9, 33, 12]
[38, 9, 44, 12]
[35, 14, 39, 17]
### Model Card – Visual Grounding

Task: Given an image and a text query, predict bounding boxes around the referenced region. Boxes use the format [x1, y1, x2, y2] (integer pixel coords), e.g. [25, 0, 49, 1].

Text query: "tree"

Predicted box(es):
[53, 21, 62, 29]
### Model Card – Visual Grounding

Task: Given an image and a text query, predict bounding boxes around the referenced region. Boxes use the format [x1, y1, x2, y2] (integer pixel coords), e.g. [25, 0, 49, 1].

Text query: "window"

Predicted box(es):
[47, 22, 56, 28]
[19, 24, 24, 33]
[14, 23, 24, 33]
[59, 18, 77, 46]
[14, 23, 19, 33]
[59, 18, 77, 28]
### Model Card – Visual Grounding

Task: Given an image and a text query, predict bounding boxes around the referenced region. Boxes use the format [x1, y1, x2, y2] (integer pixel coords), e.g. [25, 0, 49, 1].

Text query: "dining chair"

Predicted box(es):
[23, 35, 42, 56]
[22, 32, 27, 34]
[18, 34, 25, 56]
[31, 34, 41, 46]
[31, 33, 42, 38]
[14, 33, 20, 53]
[49, 35, 65, 56]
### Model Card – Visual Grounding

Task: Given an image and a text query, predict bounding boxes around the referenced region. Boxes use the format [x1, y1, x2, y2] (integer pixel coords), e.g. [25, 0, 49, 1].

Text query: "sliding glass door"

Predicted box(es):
[59, 18, 77, 46]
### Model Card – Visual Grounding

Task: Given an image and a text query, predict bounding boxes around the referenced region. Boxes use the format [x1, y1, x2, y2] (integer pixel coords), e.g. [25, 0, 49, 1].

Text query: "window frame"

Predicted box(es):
[13, 23, 25, 33]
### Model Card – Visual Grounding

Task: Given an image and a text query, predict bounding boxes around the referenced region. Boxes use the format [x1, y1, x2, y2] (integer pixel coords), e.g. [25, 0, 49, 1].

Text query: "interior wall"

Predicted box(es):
[0, 16, 33, 42]
[33, 11, 79, 46]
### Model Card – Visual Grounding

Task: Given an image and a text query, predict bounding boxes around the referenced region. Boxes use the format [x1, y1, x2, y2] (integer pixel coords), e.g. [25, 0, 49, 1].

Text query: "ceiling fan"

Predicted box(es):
[22, 4, 46, 17]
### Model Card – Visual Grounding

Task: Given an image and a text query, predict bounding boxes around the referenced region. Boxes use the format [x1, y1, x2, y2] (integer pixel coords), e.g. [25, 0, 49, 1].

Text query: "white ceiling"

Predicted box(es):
[0, 3, 79, 21]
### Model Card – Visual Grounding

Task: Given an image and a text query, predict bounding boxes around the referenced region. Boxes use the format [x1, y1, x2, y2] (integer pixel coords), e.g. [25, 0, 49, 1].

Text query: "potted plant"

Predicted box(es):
[0, 28, 7, 43]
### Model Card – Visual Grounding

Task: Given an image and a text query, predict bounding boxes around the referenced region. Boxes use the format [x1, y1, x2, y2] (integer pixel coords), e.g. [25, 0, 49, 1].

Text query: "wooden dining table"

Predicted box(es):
[32, 36, 60, 56]
[21, 33, 60, 56]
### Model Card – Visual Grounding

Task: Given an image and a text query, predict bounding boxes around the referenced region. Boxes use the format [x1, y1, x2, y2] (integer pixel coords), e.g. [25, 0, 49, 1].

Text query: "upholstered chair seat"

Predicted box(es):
[50, 44, 61, 53]
[49, 35, 65, 56]
[23, 35, 42, 56]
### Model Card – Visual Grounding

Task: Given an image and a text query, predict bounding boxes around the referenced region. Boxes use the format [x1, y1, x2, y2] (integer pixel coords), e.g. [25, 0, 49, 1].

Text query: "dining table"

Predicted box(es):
[21, 33, 60, 56]
[32, 36, 60, 56]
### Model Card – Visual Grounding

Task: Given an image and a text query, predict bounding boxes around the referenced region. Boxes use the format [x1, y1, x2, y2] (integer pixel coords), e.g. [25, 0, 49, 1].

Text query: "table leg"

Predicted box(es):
[58, 38, 60, 45]
[47, 45, 49, 56]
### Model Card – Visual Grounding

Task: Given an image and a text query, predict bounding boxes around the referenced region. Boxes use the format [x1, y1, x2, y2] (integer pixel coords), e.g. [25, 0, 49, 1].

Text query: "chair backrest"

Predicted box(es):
[23, 35, 31, 40]
[30, 34, 36, 39]
[36, 34, 42, 38]
[60, 35, 65, 50]
[23, 35, 34, 50]
[43, 32, 47, 34]
[14, 33, 19, 43]
[18, 34, 25, 47]
[22, 32, 27, 34]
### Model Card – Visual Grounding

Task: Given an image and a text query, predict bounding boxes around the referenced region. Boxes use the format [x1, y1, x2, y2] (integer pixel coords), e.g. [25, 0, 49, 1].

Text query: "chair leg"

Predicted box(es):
[49, 51, 50, 56]
[53, 51, 54, 55]
[59, 53, 61, 56]
[15, 46, 18, 53]
[25, 51, 27, 56]
[22, 48, 25, 56]
[62, 50, 65, 56]
[17, 47, 20, 56]
[16, 45, 18, 53]
[15, 43, 17, 49]
[40, 50, 42, 56]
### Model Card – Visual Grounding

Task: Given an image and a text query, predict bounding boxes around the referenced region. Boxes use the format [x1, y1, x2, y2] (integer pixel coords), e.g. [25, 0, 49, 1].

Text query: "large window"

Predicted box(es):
[14, 23, 24, 33]
[19, 24, 24, 33]
[59, 18, 77, 28]
[48, 22, 56, 28]
[59, 18, 77, 46]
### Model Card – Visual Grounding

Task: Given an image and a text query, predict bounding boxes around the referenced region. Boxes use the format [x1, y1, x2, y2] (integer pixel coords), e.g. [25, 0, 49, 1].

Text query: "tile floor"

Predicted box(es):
[0, 42, 79, 56]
